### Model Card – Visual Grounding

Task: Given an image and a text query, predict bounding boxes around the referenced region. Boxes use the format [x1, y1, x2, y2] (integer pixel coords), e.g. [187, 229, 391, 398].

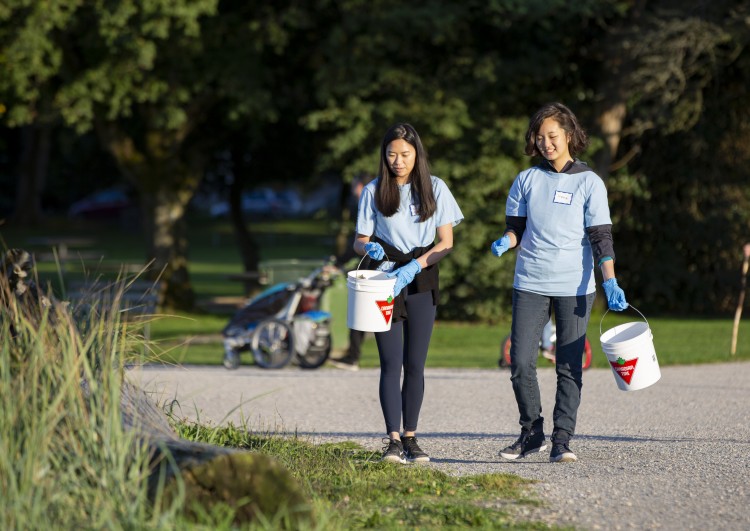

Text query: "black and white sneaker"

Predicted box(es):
[381, 438, 407, 464]
[328, 359, 359, 372]
[329, 356, 360, 371]
[499, 428, 547, 460]
[549, 441, 577, 463]
[402, 436, 430, 462]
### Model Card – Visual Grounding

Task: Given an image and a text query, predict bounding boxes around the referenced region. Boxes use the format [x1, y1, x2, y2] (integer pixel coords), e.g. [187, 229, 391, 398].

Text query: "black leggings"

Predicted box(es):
[375, 290, 436, 434]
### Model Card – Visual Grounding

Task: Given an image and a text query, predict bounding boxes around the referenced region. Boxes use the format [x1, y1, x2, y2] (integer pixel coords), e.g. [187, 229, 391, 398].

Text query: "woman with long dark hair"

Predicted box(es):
[354, 122, 463, 463]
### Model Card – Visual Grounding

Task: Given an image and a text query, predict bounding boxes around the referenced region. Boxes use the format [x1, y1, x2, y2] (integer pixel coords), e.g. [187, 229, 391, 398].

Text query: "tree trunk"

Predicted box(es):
[228, 149, 262, 293]
[12, 124, 52, 226]
[141, 190, 195, 310]
[592, 1, 647, 177]
[594, 101, 627, 177]
[96, 122, 203, 311]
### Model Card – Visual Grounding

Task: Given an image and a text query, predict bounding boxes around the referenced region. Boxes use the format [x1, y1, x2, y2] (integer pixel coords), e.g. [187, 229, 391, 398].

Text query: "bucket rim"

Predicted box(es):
[600, 322, 652, 347]
[347, 270, 395, 282]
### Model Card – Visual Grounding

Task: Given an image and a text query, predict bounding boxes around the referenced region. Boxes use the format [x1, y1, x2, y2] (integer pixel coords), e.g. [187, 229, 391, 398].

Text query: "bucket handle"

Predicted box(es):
[355, 251, 391, 272]
[600, 304, 648, 337]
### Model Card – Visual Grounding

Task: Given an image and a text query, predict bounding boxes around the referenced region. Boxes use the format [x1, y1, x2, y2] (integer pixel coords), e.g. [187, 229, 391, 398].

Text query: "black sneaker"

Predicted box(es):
[499, 428, 547, 460]
[550, 441, 577, 463]
[402, 436, 430, 462]
[381, 438, 406, 464]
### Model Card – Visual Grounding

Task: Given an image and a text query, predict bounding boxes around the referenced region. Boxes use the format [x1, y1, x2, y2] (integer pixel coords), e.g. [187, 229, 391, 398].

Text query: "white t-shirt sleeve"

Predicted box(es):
[355, 183, 377, 236]
[506, 172, 528, 217]
[584, 176, 612, 227]
[434, 177, 464, 227]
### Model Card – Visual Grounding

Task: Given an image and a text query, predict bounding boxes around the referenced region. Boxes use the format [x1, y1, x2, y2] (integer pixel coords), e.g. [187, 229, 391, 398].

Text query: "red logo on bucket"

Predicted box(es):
[375, 296, 394, 325]
[610, 356, 638, 385]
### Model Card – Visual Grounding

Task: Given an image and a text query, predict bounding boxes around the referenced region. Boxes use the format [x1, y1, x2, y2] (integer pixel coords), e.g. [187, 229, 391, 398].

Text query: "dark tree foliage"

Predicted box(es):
[613, 43, 750, 314]
[2, 0, 748, 317]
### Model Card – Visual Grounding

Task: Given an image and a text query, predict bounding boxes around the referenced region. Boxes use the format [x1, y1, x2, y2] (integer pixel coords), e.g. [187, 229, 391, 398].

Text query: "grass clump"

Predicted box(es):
[175, 421, 547, 529]
[0, 265, 261, 529]
[0, 278, 165, 528]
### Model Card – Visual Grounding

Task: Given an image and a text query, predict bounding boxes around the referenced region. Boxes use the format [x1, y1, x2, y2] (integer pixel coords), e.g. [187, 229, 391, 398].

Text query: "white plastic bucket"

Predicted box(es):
[347, 269, 397, 332]
[600, 305, 661, 391]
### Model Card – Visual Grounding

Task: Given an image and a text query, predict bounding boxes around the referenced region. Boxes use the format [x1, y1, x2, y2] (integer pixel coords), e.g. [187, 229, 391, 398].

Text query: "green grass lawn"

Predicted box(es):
[4, 215, 750, 368]
[148, 269, 750, 368]
[150, 266, 750, 368]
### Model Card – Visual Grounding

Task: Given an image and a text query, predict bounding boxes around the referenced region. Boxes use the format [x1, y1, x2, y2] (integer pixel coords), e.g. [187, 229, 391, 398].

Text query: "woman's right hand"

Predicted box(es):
[364, 242, 385, 260]
[490, 235, 511, 257]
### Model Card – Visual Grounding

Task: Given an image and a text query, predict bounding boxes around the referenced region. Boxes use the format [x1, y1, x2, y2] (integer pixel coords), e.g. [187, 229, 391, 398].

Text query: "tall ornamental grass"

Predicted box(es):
[0, 278, 188, 529]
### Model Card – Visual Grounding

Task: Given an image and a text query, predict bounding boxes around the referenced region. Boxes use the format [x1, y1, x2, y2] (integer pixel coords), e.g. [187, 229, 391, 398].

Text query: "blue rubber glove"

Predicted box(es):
[602, 278, 629, 311]
[386, 259, 422, 297]
[364, 242, 385, 260]
[491, 235, 511, 257]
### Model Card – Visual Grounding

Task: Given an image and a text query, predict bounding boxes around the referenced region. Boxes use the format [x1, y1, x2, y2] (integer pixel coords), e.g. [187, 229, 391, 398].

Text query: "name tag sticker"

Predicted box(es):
[553, 190, 573, 205]
[409, 203, 419, 216]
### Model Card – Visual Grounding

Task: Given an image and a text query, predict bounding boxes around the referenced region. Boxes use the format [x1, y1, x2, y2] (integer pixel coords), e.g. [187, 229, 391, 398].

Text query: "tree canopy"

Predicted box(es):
[1, 0, 749, 316]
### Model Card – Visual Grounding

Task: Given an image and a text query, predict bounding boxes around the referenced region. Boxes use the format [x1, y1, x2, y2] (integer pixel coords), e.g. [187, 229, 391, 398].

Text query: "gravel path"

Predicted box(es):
[131, 362, 750, 530]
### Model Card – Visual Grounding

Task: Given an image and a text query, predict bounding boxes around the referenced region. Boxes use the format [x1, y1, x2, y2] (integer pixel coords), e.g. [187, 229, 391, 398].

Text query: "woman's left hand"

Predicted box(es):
[386, 259, 422, 296]
[602, 278, 628, 311]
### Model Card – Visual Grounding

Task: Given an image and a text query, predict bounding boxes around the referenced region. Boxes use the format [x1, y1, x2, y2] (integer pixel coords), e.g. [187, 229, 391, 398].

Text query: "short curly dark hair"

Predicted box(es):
[524, 102, 589, 158]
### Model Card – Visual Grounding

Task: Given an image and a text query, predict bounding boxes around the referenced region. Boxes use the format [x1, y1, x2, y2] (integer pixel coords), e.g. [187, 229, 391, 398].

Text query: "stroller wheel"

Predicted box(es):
[297, 336, 331, 369]
[251, 319, 295, 369]
[498, 334, 512, 368]
[223, 347, 241, 370]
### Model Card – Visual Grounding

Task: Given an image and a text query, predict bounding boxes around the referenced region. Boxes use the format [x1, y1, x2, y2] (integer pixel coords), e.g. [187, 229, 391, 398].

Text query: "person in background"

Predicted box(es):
[355, 122, 463, 463]
[491, 102, 628, 463]
[329, 328, 366, 371]
[331, 174, 373, 371]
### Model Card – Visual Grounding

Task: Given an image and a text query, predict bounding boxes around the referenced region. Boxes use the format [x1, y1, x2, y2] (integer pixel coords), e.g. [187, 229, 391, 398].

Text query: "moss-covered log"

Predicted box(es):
[120, 380, 312, 525]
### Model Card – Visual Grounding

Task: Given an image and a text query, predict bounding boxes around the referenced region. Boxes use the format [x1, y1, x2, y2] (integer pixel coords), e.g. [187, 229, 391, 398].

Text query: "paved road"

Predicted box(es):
[132, 362, 750, 530]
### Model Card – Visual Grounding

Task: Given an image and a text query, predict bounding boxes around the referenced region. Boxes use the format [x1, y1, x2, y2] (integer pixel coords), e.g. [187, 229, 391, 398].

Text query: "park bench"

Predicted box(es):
[66, 278, 163, 342]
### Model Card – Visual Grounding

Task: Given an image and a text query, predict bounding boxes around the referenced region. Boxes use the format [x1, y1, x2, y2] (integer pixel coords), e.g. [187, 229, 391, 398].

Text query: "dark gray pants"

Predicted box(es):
[375, 290, 436, 434]
[510, 289, 596, 442]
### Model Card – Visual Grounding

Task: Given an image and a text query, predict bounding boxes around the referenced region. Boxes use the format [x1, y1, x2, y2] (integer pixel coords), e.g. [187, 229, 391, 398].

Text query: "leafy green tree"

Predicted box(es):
[3, 0, 748, 318]
[612, 41, 750, 314]
[304, 0, 750, 319]
[0, 0, 309, 308]
[303, 0, 630, 321]
[589, 1, 750, 313]
[0, 0, 76, 225]
[590, 0, 748, 176]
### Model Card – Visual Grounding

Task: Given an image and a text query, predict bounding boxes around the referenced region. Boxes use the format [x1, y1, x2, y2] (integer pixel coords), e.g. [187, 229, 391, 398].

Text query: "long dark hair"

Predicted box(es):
[375, 123, 436, 221]
[524, 102, 589, 158]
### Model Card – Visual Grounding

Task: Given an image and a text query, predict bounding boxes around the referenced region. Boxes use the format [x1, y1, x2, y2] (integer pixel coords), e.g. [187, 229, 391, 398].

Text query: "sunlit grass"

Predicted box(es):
[0, 282, 182, 529]
[174, 421, 548, 530]
[150, 296, 750, 368]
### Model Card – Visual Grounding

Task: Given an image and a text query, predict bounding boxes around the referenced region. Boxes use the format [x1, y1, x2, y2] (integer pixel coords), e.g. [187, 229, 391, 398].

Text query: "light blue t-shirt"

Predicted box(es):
[357, 176, 463, 253]
[506, 165, 612, 296]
